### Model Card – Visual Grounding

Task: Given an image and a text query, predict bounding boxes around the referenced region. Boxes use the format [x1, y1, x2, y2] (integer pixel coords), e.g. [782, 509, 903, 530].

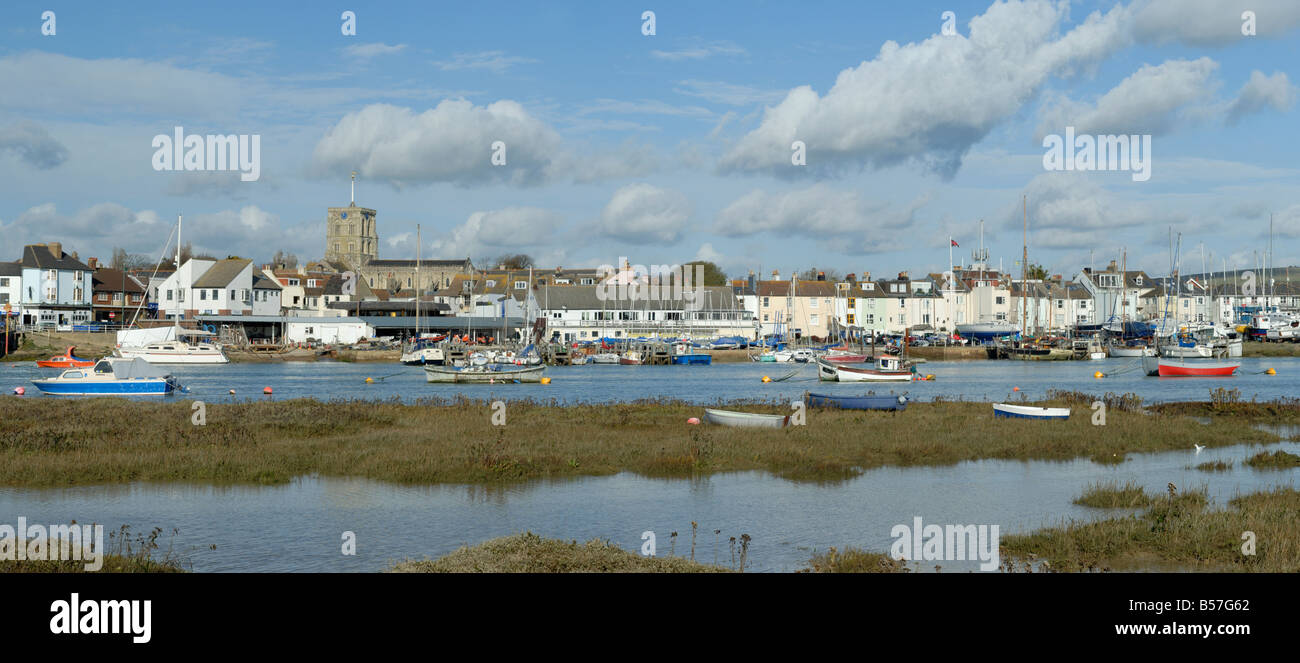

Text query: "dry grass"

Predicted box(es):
[1003, 487, 1300, 572]
[1195, 460, 1233, 472]
[0, 525, 189, 573]
[1073, 480, 1152, 508]
[803, 547, 908, 573]
[0, 395, 1280, 487]
[387, 532, 729, 573]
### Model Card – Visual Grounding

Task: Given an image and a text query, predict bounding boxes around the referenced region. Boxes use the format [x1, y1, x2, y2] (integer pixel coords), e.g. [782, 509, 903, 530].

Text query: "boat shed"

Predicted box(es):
[194, 314, 373, 345]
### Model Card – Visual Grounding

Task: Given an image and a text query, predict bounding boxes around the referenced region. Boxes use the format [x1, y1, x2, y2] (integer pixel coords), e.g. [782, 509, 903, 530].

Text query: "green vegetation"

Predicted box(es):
[1003, 488, 1300, 572]
[1073, 480, 1151, 508]
[1194, 460, 1233, 472]
[387, 532, 730, 573]
[0, 525, 189, 573]
[1244, 450, 1300, 469]
[804, 547, 907, 573]
[0, 395, 1280, 487]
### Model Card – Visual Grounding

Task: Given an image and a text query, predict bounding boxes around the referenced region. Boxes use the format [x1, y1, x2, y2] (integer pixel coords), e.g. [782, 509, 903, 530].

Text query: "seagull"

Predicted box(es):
[1194, 444, 1205, 454]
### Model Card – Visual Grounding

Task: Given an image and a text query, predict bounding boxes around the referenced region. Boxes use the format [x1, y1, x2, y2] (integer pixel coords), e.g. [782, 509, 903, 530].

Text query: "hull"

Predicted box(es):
[1156, 360, 1239, 377]
[424, 364, 545, 383]
[1108, 345, 1151, 357]
[702, 408, 789, 428]
[671, 354, 712, 365]
[590, 354, 620, 364]
[751, 354, 776, 362]
[955, 323, 1019, 341]
[993, 403, 1070, 420]
[117, 346, 229, 364]
[31, 379, 175, 396]
[36, 358, 96, 368]
[805, 392, 907, 411]
[1160, 344, 1212, 358]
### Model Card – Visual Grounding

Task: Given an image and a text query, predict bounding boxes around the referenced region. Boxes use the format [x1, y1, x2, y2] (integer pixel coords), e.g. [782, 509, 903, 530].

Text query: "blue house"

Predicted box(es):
[19, 242, 93, 326]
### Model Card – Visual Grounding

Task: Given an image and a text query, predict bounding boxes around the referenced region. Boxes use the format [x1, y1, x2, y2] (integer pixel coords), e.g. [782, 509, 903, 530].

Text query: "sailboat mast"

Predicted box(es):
[1021, 195, 1027, 336]
[415, 223, 420, 338]
[176, 213, 182, 329]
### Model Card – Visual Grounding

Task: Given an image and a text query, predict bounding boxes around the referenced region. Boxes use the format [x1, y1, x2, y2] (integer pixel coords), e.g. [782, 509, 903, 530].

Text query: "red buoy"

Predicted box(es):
[263, 387, 273, 395]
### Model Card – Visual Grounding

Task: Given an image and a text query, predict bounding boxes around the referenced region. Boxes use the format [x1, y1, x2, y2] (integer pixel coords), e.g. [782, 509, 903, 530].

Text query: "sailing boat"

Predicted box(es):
[400, 224, 445, 365]
[1107, 249, 1153, 357]
[1144, 232, 1238, 376]
[116, 214, 229, 364]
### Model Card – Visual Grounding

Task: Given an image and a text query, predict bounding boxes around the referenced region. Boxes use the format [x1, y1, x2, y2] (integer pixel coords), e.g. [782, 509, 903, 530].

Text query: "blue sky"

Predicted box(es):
[1, 0, 1297, 282]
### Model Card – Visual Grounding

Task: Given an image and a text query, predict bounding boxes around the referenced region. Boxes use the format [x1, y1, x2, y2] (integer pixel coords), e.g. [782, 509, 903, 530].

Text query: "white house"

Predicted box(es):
[537, 285, 754, 342]
[251, 274, 282, 316]
[18, 242, 94, 326]
[157, 258, 215, 320]
[0, 261, 21, 317]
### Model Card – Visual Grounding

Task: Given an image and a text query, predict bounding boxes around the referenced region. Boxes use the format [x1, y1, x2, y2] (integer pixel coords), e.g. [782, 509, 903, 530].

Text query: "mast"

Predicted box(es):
[415, 223, 420, 339]
[1021, 195, 1027, 337]
[176, 213, 182, 331]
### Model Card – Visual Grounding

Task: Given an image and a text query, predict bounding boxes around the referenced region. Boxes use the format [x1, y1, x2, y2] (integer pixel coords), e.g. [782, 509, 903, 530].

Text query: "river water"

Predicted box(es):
[4, 357, 1298, 572]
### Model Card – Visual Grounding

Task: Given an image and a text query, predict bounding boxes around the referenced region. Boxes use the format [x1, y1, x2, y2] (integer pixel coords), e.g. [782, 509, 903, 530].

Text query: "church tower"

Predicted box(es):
[325, 171, 379, 269]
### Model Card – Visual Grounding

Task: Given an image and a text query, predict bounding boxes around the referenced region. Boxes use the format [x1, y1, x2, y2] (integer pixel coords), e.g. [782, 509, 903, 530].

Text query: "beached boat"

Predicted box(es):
[423, 363, 545, 383]
[804, 392, 908, 411]
[816, 356, 914, 382]
[992, 403, 1070, 420]
[36, 346, 96, 369]
[1142, 355, 1239, 377]
[702, 408, 789, 428]
[31, 357, 183, 396]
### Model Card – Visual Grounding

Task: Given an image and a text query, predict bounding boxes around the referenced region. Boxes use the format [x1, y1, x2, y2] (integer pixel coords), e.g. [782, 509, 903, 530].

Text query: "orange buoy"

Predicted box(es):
[1013, 387, 1020, 392]
[687, 417, 700, 425]
[263, 387, 273, 395]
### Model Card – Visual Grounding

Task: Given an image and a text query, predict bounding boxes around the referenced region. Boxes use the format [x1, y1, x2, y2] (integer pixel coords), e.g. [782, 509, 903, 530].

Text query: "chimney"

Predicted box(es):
[863, 271, 871, 282]
[846, 273, 856, 283]
[817, 271, 826, 281]
[771, 269, 780, 280]
[47, 242, 63, 258]
[87, 257, 98, 269]
[1107, 260, 1118, 272]
[898, 270, 909, 280]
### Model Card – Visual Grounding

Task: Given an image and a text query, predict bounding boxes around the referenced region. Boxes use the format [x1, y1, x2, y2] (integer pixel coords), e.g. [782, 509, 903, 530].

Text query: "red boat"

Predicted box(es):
[1143, 355, 1239, 377]
[36, 346, 96, 369]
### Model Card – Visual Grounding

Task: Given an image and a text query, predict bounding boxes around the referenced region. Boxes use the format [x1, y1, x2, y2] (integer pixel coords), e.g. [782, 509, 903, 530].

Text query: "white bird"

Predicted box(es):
[1194, 444, 1205, 454]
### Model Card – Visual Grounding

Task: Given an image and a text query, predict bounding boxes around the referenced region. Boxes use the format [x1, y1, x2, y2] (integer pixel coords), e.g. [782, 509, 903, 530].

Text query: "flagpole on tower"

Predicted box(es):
[350, 171, 356, 205]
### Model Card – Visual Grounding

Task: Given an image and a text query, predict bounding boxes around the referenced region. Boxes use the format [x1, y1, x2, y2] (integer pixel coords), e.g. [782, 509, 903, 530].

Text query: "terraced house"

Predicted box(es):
[89, 262, 147, 323]
[755, 271, 837, 340]
[18, 242, 93, 326]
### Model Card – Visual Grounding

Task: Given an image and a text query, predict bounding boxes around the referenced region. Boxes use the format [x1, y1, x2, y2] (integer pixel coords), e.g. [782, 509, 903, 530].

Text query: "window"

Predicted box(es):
[230, 289, 237, 300]
[1135, 275, 1143, 286]
[580, 278, 594, 285]
[763, 314, 769, 322]
[0, 278, 7, 287]
[847, 313, 855, 324]
[211, 289, 219, 300]
[200, 290, 207, 301]
[810, 298, 818, 309]
[762, 297, 769, 307]
[514, 281, 527, 290]
[848, 297, 856, 309]
[810, 314, 819, 325]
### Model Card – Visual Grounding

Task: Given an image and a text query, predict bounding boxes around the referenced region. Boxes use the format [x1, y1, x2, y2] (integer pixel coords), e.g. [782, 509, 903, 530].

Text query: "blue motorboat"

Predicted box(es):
[804, 392, 908, 411]
[32, 357, 183, 396]
[670, 342, 712, 365]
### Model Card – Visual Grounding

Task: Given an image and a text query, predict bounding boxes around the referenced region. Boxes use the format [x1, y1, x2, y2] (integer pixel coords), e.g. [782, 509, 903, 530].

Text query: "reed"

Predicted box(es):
[1194, 460, 1233, 472]
[0, 395, 1280, 487]
[1003, 487, 1300, 572]
[386, 532, 729, 573]
[1073, 480, 1151, 508]
[803, 547, 907, 573]
[1244, 450, 1300, 469]
[0, 524, 189, 573]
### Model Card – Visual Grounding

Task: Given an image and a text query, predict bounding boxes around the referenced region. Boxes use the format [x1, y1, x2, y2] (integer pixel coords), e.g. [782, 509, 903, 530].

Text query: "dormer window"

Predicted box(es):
[1134, 275, 1143, 286]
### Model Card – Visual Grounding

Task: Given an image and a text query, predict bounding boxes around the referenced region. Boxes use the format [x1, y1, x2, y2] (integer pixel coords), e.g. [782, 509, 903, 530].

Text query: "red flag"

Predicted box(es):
[950, 239, 960, 247]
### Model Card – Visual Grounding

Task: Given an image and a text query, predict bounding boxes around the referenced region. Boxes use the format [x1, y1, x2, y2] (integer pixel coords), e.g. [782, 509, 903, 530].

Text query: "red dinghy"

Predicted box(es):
[36, 346, 96, 369]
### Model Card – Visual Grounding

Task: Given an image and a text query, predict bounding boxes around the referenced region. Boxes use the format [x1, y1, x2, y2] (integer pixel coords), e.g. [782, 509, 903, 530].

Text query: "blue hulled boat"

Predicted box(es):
[32, 357, 183, 396]
[804, 392, 908, 411]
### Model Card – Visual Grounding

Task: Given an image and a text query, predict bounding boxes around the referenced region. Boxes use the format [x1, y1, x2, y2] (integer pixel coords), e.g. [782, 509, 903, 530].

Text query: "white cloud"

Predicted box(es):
[674, 80, 786, 107]
[429, 207, 566, 260]
[1227, 71, 1297, 124]
[1267, 203, 1300, 238]
[432, 51, 538, 73]
[1132, 0, 1300, 46]
[593, 184, 692, 244]
[650, 42, 747, 61]
[718, 0, 1131, 179]
[1037, 58, 1219, 137]
[344, 43, 408, 59]
[713, 185, 927, 254]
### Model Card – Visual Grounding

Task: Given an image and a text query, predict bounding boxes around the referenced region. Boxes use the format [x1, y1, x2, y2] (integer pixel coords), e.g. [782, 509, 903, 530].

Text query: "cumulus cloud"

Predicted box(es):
[1268, 203, 1300, 238]
[1227, 71, 1297, 124]
[1008, 173, 1190, 250]
[429, 207, 566, 260]
[593, 184, 692, 244]
[1132, 0, 1300, 46]
[0, 121, 69, 169]
[713, 185, 927, 254]
[718, 0, 1131, 179]
[1037, 58, 1219, 137]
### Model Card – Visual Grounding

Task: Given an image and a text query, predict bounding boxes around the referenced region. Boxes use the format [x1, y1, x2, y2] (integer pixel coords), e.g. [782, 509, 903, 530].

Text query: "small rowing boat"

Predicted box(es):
[992, 403, 1070, 420]
[804, 391, 907, 411]
[702, 408, 790, 428]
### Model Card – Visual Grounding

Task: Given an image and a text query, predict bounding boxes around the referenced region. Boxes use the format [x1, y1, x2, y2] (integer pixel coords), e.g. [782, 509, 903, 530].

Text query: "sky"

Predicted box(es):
[0, 0, 1298, 282]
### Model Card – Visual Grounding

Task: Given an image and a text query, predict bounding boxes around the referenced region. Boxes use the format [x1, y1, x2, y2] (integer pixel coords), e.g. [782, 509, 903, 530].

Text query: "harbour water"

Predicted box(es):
[2, 439, 1296, 572]
[8, 355, 1300, 404]
[6, 357, 1298, 572]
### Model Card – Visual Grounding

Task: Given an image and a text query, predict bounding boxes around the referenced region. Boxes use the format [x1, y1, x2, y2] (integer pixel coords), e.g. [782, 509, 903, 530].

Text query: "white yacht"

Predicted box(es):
[117, 329, 229, 364]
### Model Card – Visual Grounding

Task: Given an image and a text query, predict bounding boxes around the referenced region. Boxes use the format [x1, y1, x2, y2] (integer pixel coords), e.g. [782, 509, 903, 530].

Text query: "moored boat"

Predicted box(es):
[31, 357, 183, 396]
[804, 391, 908, 411]
[670, 342, 712, 365]
[816, 356, 914, 382]
[1143, 355, 1239, 377]
[423, 363, 545, 383]
[702, 408, 789, 428]
[992, 403, 1069, 420]
[590, 353, 620, 364]
[619, 351, 643, 365]
[36, 346, 96, 369]
[821, 348, 869, 363]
